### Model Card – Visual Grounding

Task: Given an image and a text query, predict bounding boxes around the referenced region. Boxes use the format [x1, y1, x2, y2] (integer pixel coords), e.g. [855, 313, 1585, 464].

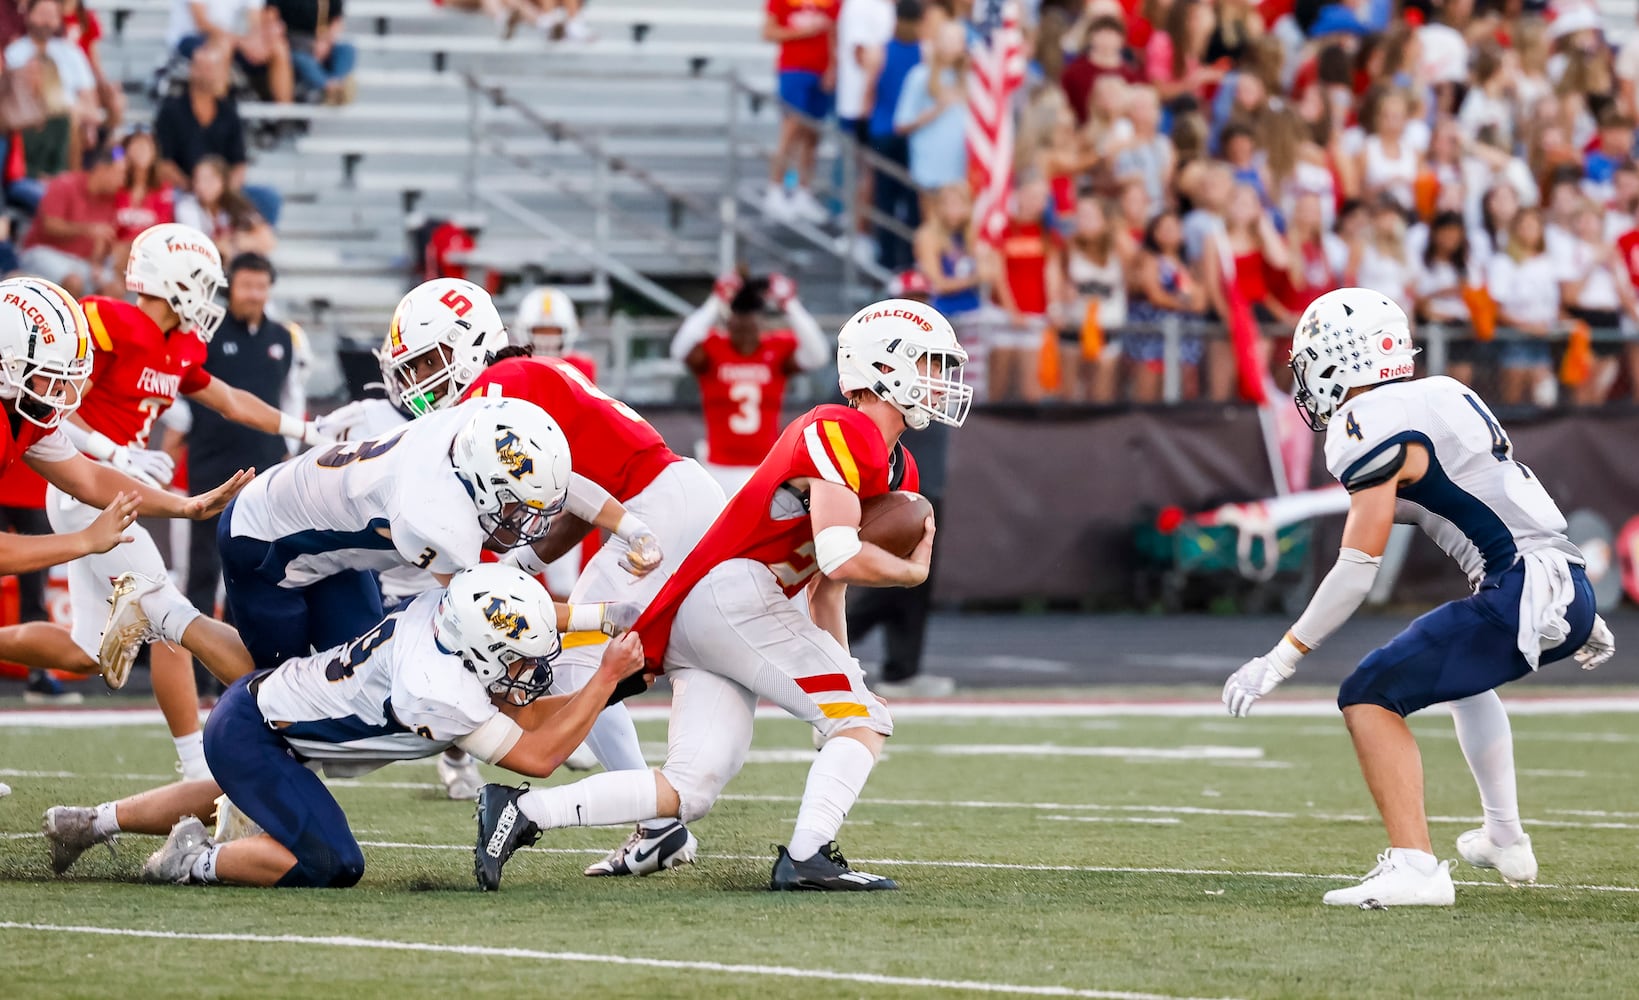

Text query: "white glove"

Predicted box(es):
[1222, 650, 1298, 717]
[1574, 615, 1615, 671]
[109, 445, 168, 489]
[311, 403, 370, 442]
[300, 421, 333, 447]
[620, 529, 663, 578]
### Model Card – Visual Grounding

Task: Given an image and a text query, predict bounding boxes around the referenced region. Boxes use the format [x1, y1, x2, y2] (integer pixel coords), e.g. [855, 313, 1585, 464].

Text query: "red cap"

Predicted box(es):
[889, 270, 933, 298]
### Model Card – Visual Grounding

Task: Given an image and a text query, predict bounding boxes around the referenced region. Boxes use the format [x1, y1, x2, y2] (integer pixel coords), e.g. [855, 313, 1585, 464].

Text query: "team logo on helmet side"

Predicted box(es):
[494, 430, 535, 481]
[483, 597, 528, 640]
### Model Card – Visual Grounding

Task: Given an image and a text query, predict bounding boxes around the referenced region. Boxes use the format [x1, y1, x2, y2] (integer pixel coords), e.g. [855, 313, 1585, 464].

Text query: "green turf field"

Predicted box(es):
[2, 701, 1637, 999]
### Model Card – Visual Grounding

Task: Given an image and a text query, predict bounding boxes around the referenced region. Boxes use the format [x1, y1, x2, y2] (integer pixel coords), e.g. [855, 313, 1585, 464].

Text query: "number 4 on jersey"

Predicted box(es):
[1464, 393, 1531, 478]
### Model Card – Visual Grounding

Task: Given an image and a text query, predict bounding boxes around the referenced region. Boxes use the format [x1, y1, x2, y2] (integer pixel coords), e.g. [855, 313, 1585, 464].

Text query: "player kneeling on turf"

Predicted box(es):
[473, 297, 970, 892]
[42, 564, 646, 888]
[1221, 288, 1615, 908]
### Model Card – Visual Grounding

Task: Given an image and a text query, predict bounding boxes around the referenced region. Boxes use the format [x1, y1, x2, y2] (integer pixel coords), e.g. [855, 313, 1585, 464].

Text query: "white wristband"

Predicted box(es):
[814, 525, 863, 575]
[64, 421, 117, 461]
[613, 512, 650, 541]
[1265, 636, 1305, 674]
[277, 413, 308, 441]
[567, 603, 603, 633]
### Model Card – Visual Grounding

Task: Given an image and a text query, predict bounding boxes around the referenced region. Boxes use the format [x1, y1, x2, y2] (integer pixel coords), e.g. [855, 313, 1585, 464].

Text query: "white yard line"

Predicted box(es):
[7, 697, 1639, 729]
[0, 922, 1234, 1000]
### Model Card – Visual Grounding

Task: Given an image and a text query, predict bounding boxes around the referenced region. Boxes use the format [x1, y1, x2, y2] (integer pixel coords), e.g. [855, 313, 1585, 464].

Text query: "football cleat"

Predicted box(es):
[42, 805, 115, 875]
[437, 749, 483, 801]
[1321, 849, 1455, 908]
[770, 842, 898, 892]
[473, 783, 540, 891]
[1457, 829, 1537, 885]
[584, 821, 698, 877]
[212, 795, 264, 843]
[98, 573, 163, 690]
[142, 816, 214, 885]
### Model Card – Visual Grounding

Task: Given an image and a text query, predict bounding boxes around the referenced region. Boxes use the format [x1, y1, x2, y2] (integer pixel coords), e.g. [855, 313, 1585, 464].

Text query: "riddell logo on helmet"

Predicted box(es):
[857, 308, 932, 332]
[1378, 362, 1415, 379]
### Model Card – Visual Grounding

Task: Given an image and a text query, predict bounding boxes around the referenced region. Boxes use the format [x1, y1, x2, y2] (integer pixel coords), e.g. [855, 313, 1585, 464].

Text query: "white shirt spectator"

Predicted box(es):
[1459, 156, 1539, 233]
[1487, 253, 1560, 329]
[1618, 42, 1639, 99]
[1357, 244, 1414, 314]
[835, 0, 896, 122]
[1456, 88, 1512, 148]
[169, 0, 265, 48]
[1545, 222, 1577, 265]
[2, 37, 95, 104]
[1557, 240, 1623, 311]
[1277, 161, 1338, 233]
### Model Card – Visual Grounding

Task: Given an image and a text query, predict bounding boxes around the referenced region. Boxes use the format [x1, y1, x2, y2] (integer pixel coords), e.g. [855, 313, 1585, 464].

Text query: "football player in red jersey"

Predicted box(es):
[473, 298, 971, 893]
[0, 224, 323, 780]
[0, 275, 251, 684]
[459, 332, 727, 877]
[670, 270, 830, 497]
[512, 285, 597, 380]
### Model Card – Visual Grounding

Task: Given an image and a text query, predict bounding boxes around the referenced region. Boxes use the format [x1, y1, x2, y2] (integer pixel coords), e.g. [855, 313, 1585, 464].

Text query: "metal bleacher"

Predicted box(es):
[99, 0, 784, 397]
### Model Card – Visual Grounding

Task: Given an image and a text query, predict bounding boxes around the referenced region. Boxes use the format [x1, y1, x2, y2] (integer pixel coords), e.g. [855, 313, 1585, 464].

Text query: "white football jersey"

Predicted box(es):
[319, 397, 436, 602]
[253, 592, 497, 768]
[1325, 376, 1582, 588]
[230, 400, 485, 587]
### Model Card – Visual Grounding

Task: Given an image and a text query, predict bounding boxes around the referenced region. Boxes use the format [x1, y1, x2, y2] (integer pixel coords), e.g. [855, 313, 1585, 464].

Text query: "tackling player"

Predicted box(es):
[42, 564, 649, 888]
[473, 297, 970, 892]
[670, 270, 830, 497]
[1221, 288, 1615, 907]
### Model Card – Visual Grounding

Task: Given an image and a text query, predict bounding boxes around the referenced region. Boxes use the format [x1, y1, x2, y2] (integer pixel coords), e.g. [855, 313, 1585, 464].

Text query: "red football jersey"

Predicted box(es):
[78, 297, 211, 449]
[633, 404, 919, 670]
[695, 330, 798, 467]
[0, 414, 62, 481]
[460, 355, 678, 503]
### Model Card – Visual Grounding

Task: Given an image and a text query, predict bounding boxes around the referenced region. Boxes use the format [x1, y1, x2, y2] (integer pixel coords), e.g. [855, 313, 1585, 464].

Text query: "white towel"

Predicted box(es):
[1516, 549, 1576, 670]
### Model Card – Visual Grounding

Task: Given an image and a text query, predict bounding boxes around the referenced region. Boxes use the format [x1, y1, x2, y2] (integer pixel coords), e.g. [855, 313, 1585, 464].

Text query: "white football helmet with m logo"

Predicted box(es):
[435, 563, 562, 705]
[450, 398, 571, 549]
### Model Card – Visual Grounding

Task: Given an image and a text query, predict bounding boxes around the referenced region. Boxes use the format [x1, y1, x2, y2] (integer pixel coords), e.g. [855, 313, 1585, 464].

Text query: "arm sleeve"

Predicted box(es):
[670, 297, 719, 363]
[179, 362, 213, 394]
[786, 299, 830, 371]
[563, 472, 615, 523]
[1288, 548, 1381, 650]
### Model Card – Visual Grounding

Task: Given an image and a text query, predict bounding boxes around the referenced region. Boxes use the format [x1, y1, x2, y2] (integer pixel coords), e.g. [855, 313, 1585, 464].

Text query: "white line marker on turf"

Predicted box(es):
[1041, 815, 1182, 825]
[0, 923, 1236, 1000]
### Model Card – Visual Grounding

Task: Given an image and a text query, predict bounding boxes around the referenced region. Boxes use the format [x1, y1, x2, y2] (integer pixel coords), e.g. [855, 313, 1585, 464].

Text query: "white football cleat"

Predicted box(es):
[213, 795, 264, 843]
[0, 781, 10, 798]
[98, 572, 163, 690]
[584, 821, 698, 877]
[438, 749, 483, 801]
[1457, 829, 1537, 885]
[1322, 849, 1456, 908]
[562, 742, 600, 772]
[142, 816, 214, 885]
[42, 805, 115, 874]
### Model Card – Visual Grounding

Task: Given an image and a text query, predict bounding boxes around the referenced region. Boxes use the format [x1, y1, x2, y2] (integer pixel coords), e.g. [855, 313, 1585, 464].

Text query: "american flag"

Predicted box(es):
[965, 0, 1027, 246]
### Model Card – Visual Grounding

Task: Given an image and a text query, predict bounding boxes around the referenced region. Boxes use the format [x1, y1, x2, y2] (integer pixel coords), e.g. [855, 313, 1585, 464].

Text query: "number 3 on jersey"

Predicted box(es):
[727, 381, 761, 435]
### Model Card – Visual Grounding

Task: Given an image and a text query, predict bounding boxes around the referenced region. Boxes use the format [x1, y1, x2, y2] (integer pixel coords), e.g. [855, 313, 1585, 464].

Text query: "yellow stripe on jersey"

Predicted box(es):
[821, 420, 860, 492]
[818, 702, 870, 719]
[84, 302, 113, 353]
[561, 631, 608, 649]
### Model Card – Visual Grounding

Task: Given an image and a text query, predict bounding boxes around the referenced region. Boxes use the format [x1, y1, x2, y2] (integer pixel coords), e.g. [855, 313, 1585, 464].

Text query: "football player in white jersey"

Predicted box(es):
[42, 564, 648, 887]
[1221, 288, 1616, 908]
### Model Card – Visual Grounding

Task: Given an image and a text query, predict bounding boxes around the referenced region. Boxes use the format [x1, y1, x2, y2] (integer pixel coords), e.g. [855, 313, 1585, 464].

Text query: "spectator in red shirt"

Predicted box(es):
[18, 145, 124, 297]
[1061, 15, 1139, 125]
[1203, 181, 1290, 399]
[1145, 0, 1223, 108]
[763, 0, 839, 226]
[112, 127, 175, 273]
[991, 172, 1064, 402]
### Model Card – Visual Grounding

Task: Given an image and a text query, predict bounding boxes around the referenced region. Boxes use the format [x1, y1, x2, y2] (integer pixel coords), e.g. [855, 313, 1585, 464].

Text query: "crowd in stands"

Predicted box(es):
[437, 0, 595, 42]
[774, 0, 1639, 408]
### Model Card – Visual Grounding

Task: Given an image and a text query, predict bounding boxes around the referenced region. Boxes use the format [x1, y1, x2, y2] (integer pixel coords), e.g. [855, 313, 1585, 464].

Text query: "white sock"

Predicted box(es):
[93, 801, 121, 837]
[174, 732, 211, 782]
[1393, 847, 1440, 875]
[189, 844, 222, 884]
[143, 583, 202, 645]
[516, 770, 659, 830]
[1449, 691, 1525, 847]
[788, 736, 876, 861]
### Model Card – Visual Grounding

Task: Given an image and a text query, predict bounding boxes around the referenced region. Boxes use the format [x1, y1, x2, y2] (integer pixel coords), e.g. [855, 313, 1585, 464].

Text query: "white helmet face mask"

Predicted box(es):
[434, 563, 562, 706]
[513, 286, 580, 357]
[0, 277, 93, 428]
[379, 278, 508, 417]
[1289, 288, 1418, 431]
[450, 398, 572, 549]
[836, 298, 971, 430]
[126, 223, 227, 342]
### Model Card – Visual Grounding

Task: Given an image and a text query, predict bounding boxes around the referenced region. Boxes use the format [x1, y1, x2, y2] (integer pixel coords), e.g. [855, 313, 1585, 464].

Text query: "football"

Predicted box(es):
[858, 491, 933, 558]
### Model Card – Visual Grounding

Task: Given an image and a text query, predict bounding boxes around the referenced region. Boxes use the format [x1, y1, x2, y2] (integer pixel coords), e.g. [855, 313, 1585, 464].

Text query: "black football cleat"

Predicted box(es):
[770, 841, 899, 891]
[474, 782, 541, 891]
